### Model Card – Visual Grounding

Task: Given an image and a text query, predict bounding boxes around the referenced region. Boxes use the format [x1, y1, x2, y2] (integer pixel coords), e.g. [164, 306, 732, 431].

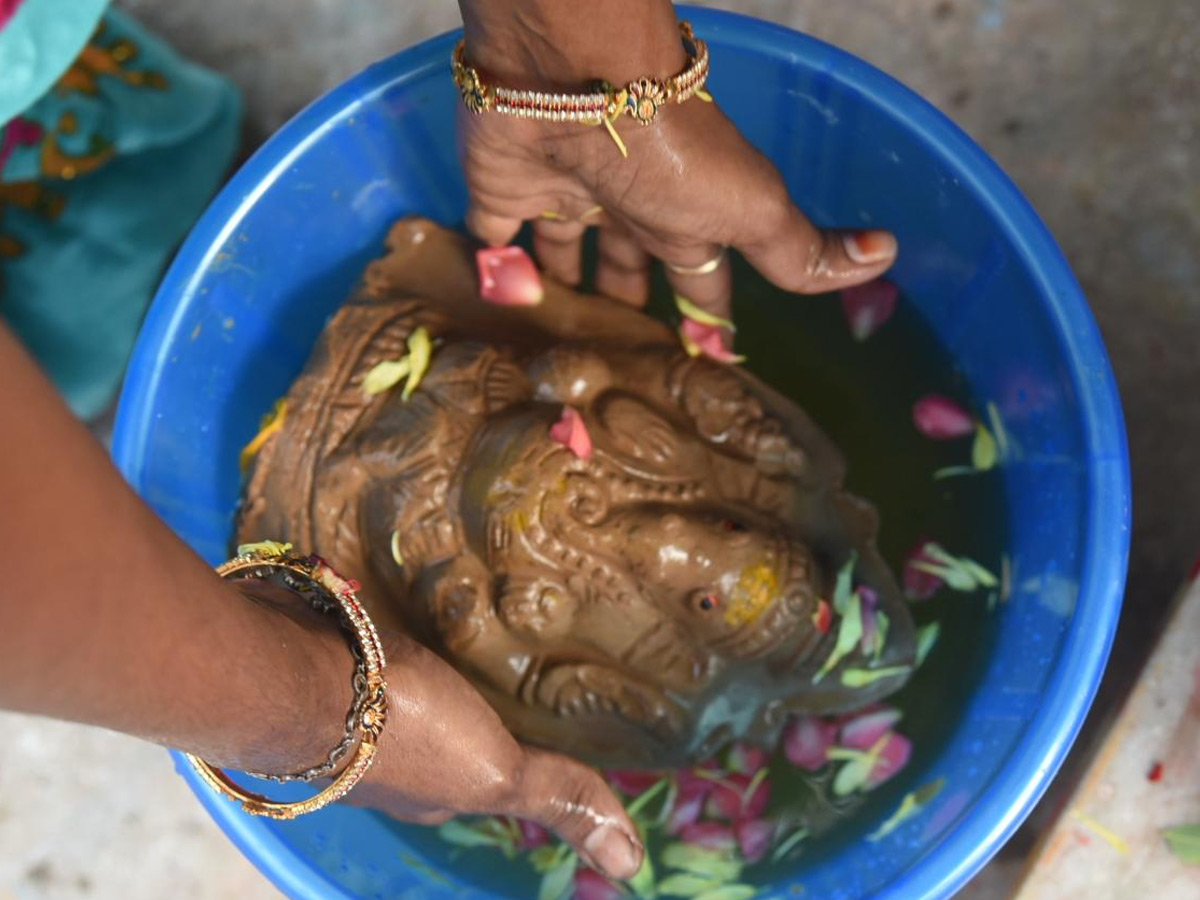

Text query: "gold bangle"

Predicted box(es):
[452, 21, 711, 155]
[184, 543, 388, 821]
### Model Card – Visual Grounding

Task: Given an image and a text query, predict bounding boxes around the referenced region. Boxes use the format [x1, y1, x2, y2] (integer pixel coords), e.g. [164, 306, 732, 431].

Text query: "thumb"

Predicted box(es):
[508, 747, 644, 881]
[738, 197, 898, 294]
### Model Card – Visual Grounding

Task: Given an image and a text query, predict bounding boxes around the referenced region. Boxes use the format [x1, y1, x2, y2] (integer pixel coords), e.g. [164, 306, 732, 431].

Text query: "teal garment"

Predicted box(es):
[0, 7, 241, 419]
[0, 0, 108, 125]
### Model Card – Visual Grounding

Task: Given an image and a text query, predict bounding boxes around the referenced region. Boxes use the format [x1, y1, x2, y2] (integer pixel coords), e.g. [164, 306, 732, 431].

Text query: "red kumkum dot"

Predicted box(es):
[1147, 761, 1164, 782]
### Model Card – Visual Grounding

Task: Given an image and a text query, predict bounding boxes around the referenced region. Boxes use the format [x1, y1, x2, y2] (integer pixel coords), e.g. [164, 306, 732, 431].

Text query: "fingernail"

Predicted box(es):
[584, 824, 642, 880]
[843, 230, 897, 264]
[580, 205, 604, 221]
[539, 210, 568, 221]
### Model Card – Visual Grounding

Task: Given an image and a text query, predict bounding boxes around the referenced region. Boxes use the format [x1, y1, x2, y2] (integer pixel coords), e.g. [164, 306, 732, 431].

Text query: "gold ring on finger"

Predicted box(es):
[665, 248, 727, 277]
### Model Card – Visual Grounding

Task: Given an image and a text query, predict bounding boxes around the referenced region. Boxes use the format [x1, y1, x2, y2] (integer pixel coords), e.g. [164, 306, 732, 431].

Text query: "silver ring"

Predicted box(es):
[665, 248, 727, 277]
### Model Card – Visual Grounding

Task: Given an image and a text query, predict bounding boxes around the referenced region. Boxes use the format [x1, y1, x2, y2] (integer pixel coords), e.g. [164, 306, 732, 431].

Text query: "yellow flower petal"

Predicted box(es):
[972, 423, 998, 471]
[363, 357, 412, 397]
[402, 327, 433, 401]
[674, 293, 735, 331]
[237, 539, 293, 558]
[239, 399, 287, 471]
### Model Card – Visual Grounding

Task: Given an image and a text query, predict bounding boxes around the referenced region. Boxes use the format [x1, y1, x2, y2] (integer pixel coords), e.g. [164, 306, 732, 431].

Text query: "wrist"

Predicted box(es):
[459, 0, 685, 89]
[217, 579, 356, 776]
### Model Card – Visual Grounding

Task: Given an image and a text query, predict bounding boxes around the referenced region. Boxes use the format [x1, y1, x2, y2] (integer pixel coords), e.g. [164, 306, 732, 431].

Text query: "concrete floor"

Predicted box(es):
[4, 1, 1197, 898]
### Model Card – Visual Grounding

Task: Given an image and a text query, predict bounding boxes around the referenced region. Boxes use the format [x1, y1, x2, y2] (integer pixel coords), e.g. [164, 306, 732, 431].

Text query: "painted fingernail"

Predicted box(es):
[580, 205, 604, 221]
[539, 210, 568, 221]
[843, 230, 898, 265]
[583, 824, 642, 880]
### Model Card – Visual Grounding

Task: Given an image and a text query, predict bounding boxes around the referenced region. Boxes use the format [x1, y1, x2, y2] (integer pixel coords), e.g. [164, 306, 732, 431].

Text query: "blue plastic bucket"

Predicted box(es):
[112, 8, 1129, 900]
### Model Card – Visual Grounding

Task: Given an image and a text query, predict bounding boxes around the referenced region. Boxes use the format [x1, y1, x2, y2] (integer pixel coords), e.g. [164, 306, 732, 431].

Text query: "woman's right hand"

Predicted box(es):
[350, 633, 643, 880]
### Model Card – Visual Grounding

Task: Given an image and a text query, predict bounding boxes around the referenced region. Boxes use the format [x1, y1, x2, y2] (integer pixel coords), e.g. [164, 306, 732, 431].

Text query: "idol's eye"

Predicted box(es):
[693, 592, 720, 613]
[721, 518, 747, 533]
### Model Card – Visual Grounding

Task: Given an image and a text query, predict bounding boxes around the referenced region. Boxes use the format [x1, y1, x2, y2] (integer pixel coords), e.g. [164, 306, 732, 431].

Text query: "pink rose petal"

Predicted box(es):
[727, 742, 770, 775]
[605, 770, 662, 796]
[866, 732, 913, 789]
[841, 279, 899, 342]
[476, 246, 544, 307]
[912, 394, 975, 439]
[550, 406, 594, 459]
[784, 715, 837, 772]
[838, 705, 903, 752]
[705, 772, 771, 822]
[574, 868, 626, 900]
[665, 783, 707, 835]
[735, 818, 776, 864]
[903, 540, 944, 601]
[517, 818, 551, 850]
[680, 318, 744, 365]
[679, 822, 737, 852]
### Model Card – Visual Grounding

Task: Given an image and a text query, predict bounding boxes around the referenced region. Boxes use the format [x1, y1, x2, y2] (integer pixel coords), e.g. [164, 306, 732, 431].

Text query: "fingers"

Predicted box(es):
[533, 217, 589, 286]
[465, 204, 523, 247]
[508, 747, 643, 881]
[595, 227, 652, 307]
[661, 245, 734, 327]
[739, 200, 897, 294]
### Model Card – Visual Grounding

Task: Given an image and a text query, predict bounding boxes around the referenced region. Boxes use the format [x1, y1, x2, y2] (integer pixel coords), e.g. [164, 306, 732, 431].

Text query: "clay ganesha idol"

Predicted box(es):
[239, 218, 916, 769]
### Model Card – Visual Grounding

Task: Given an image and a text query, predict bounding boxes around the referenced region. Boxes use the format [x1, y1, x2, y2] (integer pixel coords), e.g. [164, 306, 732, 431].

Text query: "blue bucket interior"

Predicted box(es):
[112, 9, 1129, 900]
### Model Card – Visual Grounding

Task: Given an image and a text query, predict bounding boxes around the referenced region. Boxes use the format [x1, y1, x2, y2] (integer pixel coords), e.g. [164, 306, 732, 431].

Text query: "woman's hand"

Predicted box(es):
[352, 634, 643, 880]
[457, 0, 897, 329]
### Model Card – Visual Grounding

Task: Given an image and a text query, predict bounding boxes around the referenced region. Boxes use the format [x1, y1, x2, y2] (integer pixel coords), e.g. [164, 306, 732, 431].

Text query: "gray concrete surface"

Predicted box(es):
[4, 1, 1196, 898]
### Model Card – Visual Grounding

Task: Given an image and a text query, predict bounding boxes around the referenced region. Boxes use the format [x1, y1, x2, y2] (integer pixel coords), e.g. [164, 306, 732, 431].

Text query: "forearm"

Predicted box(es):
[458, 0, 685, 86]
[0, 323, 349, 774]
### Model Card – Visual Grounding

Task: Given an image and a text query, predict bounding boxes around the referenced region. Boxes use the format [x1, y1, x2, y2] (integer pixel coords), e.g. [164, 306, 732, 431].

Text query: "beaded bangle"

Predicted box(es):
[452, 20, 711, 156]
[184, 543, 388, 821]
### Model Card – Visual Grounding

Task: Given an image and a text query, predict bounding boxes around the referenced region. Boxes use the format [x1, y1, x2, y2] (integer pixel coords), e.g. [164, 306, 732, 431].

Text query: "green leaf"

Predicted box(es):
[363, 357, 412, 396]
[832, 734, 892, 797]
[661, 844, 743, 883]
[932, 465, 978, 481]
[825, 747, 873, 763]
[402, 326, 433, 401]
[743, 767, 769, 805]
[986, 402, 1011, 460]
[921, 545, 998, 592]
[626, 778, 672, 819]
[658, 873, 719, 897]
[960, 558, 999, 589]
[814, 591, 863, 683]
[910, 560, 977, 592]
[868, 778, 946, 842]
[437, 819, 507, 850]
[915, 622, 941, 668]
[841, 665, 910, 688]
[630, 848, 657, 899]
[675, 293, 735, 331]
[832, 552, 858, 615]
[529, 844, 564, 874]
[1163, 824, 1200, 865]
[770, 826, 810, 862]
[538, 851, 579, 900]
[972, 424, 998, 471]
[654, 778, 680, 828]
[873, 610, 890, 662]
[693, 884, 758, 900]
